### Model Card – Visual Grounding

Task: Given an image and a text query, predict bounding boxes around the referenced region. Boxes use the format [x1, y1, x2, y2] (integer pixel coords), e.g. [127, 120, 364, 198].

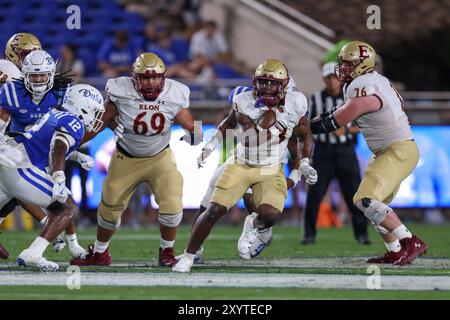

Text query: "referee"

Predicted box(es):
[302, 62, 371, 245]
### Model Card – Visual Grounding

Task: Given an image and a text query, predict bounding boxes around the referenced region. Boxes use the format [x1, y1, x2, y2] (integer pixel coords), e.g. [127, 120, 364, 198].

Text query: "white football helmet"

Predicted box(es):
[22, 50, 56, 95]
[62, 84, 105, 132]
[0, 59, 22, 84]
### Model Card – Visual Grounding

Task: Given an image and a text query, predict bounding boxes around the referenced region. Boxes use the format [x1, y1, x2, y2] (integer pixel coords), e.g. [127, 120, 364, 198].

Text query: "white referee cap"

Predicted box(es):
[321, 62, 338, 77]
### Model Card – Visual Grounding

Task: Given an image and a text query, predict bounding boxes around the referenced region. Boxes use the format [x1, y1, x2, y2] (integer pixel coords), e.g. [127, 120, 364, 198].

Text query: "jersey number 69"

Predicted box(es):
[133, 111, 166, 135]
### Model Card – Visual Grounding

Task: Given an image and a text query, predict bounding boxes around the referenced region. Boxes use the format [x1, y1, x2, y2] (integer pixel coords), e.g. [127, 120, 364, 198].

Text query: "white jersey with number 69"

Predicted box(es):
[106, 77, 190, 157]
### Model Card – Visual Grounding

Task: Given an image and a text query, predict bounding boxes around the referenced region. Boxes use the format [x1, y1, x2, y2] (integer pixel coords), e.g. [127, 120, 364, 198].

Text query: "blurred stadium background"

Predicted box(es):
[1, 0, 450, 233]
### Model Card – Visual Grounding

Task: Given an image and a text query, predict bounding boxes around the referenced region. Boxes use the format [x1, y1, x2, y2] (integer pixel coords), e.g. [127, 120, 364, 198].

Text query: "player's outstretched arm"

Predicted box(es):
[176, 108, 203, 146]
[80, 98, 118, 144]
[0, 107, 10, 137]
[290, 116, 317, 186]
[310, 95, 381, 134]
[49, 137, 70, 205]
[196, 108, 238, 168]
[286, 136, 300, 189]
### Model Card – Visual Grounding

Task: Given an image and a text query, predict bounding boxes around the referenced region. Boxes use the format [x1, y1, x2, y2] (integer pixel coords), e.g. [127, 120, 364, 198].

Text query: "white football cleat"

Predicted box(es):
[52, 233, 66, 253]
[172, 255, 194, 273]
[238, 212, 257, 259]
[69, 244, 88, 259]
[175, 246, 204, 264]
[248, 227, 273, 258]
[17, 249, 59, 272]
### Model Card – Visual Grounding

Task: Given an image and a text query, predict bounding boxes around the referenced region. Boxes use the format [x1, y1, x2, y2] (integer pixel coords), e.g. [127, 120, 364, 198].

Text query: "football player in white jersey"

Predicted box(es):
[184, 76, 304, 263]
[0, 33, 88, 259]
[310, 41, 427, 266]
[70, 52, 202, 267]
[173, 59, 317, 272]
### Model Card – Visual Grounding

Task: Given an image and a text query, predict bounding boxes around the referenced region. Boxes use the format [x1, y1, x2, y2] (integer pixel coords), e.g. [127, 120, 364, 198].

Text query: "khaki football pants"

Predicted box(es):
[353, 140, 419, 205]
[98, 148, 183, 225]
[211, 160, 287, 213]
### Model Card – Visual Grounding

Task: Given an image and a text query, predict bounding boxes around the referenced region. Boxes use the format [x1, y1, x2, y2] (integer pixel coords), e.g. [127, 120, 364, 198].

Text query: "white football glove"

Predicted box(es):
[180, 130, 202, 146]
[197, 143, 215, 169]
[71, 151, 94, 171]
[52, 171, 70, 204]
[114, 123, 124, 141]
[287, 169, 301, 188]
[298, 158, 318, 185]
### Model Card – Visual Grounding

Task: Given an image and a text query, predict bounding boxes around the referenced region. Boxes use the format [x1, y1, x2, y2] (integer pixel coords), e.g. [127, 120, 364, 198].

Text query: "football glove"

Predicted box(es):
[298, 158, 318, 185]
[52, 171, 70, 204]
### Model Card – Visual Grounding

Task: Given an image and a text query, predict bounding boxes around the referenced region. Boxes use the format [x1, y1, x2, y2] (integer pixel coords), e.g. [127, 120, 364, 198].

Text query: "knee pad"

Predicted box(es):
[355, 198, 393, 225]
[97, 215, 121, 231]
[0, 198, 19, 218]
[97, 201, 123, 230]
[158, 212, 183, 228]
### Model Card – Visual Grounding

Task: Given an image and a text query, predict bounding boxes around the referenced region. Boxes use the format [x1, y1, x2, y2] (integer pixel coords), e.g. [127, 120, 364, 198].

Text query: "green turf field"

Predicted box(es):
[0, 223, 449, 299]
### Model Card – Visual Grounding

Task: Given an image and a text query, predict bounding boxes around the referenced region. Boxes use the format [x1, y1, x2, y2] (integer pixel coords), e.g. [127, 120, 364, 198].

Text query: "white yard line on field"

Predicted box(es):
[0, 271, 449, 291]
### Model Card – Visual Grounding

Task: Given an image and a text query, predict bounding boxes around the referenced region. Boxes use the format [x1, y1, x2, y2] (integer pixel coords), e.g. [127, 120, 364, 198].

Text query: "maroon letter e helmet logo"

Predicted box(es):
[359, 45, 370, 60]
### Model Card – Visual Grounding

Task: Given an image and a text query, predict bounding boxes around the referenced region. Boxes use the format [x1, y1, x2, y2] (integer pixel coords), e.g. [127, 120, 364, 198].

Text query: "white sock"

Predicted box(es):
[94, 239, 109, 254]
[385, 240, 401, 253]
[39, 216, 48, 226]
[67, 233, 79, 247]
[0, 217, 5, 225]
[392, 224, 412, 240]
[28, 237, 50, 256]
[160, 238, 175, 249]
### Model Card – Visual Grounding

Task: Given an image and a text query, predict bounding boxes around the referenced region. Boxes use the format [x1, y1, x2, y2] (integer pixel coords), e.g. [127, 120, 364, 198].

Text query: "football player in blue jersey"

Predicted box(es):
[0, 84, 105, 271]
[0, 49, 90, 259]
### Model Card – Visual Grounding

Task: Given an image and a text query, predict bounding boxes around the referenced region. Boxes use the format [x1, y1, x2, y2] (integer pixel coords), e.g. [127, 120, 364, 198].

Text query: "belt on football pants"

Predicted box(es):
[116, 142, 169, 158]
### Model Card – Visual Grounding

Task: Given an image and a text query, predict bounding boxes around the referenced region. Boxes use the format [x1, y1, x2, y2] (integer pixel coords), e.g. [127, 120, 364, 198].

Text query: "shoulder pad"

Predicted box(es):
[228, 86, 252, 105]
[346, 76, 377, 98]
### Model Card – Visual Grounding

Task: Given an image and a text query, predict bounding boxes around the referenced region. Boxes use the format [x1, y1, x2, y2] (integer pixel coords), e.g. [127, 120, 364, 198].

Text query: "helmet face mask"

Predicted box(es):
[335, 60, 356, 82]
[132, 53, 166, 101]
[133, 73, 165, 101]
[254, 77, 286, 107]
[25, 72, 53, 94]
[252, 59, 289, 108]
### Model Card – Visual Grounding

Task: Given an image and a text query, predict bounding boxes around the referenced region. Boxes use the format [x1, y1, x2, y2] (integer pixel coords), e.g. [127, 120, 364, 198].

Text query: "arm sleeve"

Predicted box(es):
[50, 131, 76, 152]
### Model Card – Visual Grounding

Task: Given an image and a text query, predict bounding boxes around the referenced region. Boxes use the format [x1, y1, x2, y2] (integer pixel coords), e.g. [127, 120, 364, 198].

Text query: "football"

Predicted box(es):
[256, 109, 276, 129]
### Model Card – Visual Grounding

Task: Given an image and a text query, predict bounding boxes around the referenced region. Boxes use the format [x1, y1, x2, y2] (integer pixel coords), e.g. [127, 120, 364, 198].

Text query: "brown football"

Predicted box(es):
[257, 109, 276, 129]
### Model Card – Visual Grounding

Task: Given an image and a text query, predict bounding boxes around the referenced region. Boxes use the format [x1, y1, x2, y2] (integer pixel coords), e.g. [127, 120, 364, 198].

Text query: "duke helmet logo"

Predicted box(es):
[79, 88, 103, 104]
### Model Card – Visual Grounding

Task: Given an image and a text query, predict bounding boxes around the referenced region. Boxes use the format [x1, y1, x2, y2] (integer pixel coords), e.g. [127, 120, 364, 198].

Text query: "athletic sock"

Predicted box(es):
[94, 239, 109, 254]
[28, 236, 50, 256]
[67, 233, 80, 248]
[392, 224, 412, 240]
[160, 238, 175, 249]
[385, 239, 402, 253]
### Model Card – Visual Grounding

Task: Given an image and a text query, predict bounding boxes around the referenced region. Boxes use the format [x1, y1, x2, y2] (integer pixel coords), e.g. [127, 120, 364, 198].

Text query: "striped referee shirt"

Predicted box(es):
[308, 89, 354, 145]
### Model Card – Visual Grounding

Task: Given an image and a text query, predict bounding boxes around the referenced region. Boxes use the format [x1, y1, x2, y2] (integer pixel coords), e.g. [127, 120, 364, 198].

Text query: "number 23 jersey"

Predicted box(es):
[106, 77, 190, 157]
